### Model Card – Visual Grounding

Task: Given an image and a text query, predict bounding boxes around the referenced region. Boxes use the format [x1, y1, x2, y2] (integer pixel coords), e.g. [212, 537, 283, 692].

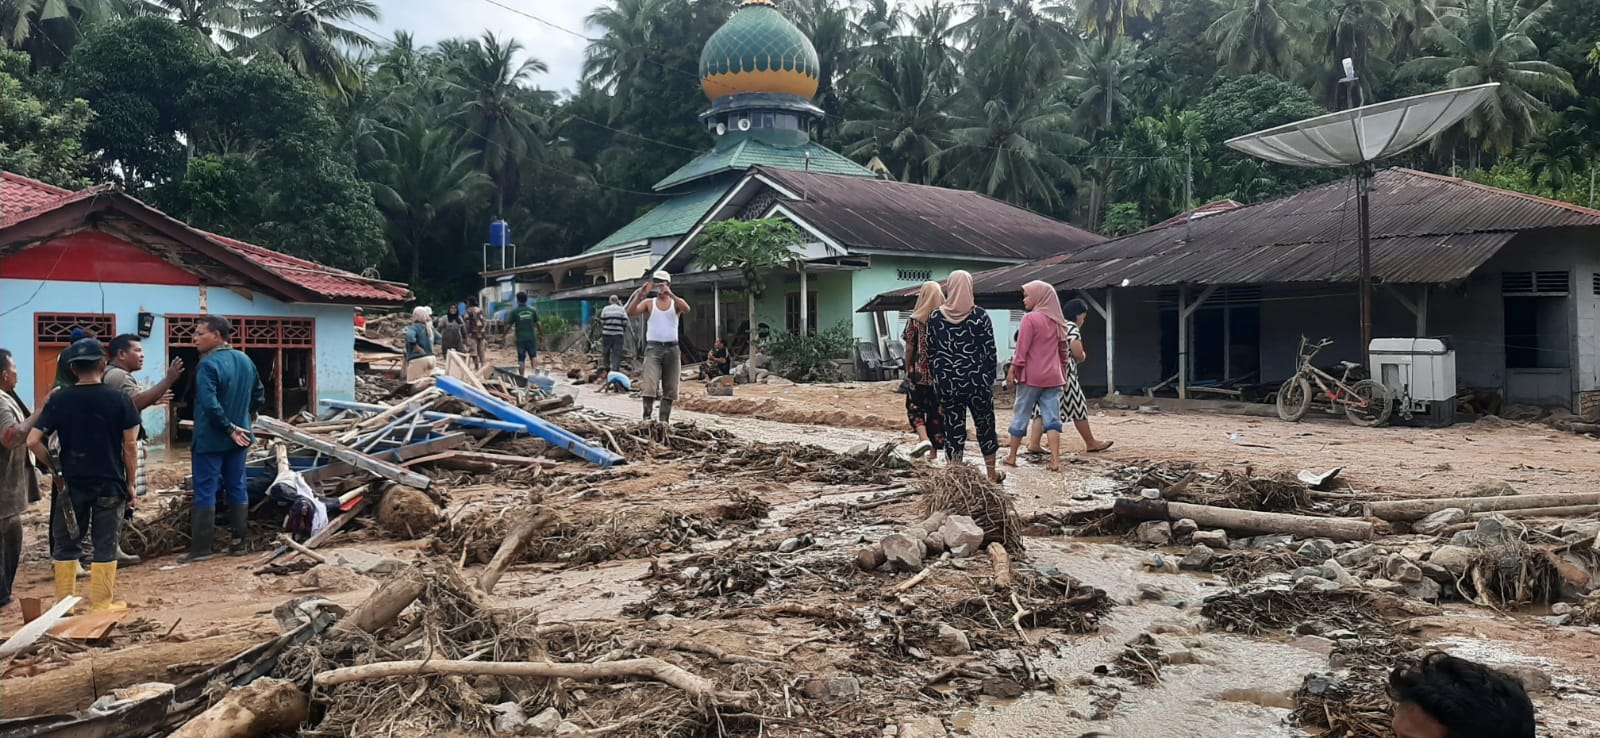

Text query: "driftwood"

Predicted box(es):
[477, 508, 556, 593]
[311, 657, 751, 707]
[1367, 493, 1600, 522]
[0, 632, 264, 718]
[334, 575, 426, 635]
[890, 552, 950, 593]
[1114, 498, 1374, 541]
[168, 677, 309, 738]
[277, 534, 327, 564]
[1471, 505, 1600, 520]
[988, 542, 1014, 590]
[0, 596, 81, 659]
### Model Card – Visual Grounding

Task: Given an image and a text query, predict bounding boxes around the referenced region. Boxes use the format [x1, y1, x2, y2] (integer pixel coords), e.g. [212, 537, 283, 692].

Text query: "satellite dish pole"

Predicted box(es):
[1225, 78, 1498, 363]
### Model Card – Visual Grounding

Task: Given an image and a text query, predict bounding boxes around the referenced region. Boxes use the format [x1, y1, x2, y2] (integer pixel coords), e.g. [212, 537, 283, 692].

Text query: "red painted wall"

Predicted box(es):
[1, 232, 201, 285]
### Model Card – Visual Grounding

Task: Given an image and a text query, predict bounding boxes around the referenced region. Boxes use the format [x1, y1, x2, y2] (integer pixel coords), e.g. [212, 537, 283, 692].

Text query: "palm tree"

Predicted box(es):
[909, 0, 960, 85]
[236, 0, 378, 97]
[368, 118, 492, 285]
[841, 37, 952, 184]
[1208, 0, 1304, 77]
[140, 0, 244, 48]
[2, 0, 122, 65]
[934, 73, 1086, 214]
[1077, 0, 1164, 44]
[1305, 0, 1396, 107]
[582, 0, 663, 96]
[1403, 0, 1574, 157]
[1526, 122, 1591, 197]
[852, 0, 904, 57]
[1071, 36, 1147, 132]
[1388, 0, 1440, 63]
[449, 31, 550, 216]
[792, 0, 853, 139]
[1115, 110, 1205, 221]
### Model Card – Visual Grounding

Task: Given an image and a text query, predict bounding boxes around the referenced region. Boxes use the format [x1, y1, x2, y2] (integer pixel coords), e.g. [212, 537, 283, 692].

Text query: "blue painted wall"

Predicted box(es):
[0, 280, 356, 439]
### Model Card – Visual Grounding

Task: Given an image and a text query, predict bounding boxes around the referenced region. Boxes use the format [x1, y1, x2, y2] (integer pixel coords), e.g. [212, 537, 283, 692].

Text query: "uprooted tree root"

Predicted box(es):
[1458, 544, 1566, 609]
[123, 496, 288, 558]
[918, 464, 1024, 552]
[1118, 461, 1313, 512]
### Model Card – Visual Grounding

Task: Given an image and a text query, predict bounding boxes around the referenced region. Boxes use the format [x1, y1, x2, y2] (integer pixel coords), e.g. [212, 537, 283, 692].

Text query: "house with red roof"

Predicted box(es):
[0, 171, 411, 440]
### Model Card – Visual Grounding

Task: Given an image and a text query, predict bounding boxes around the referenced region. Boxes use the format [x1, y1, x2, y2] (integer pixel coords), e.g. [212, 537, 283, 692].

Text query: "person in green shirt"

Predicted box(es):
[504, 292, 541, 376]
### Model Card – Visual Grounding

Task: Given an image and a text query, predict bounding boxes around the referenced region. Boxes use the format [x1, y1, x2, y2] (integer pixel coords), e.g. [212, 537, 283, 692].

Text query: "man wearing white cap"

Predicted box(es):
[627, 270, 690, 422]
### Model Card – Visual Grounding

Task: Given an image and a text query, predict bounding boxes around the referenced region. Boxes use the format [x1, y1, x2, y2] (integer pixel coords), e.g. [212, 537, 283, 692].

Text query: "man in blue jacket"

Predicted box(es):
[181, 316, 264, 562]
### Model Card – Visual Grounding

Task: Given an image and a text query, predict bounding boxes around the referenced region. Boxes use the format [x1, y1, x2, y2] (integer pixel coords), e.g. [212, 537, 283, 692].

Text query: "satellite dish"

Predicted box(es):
[737, 117, 751, 132]
[1224, 82, 1498, 360]
[715, 122, 728, 136]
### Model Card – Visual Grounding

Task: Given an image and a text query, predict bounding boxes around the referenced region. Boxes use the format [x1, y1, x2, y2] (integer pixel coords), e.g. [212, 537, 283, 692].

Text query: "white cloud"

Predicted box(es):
[375, 0, 599, 95]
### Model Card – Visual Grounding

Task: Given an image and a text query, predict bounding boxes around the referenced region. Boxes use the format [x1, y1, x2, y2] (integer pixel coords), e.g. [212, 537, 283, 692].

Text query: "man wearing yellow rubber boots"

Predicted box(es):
[27, 338, 140, 610]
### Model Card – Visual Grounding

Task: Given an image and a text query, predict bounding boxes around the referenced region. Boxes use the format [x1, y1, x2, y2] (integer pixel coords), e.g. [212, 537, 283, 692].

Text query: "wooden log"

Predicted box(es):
[1470, 505, 1600, 520]
[1366, 493, 1600, 522]
[311, 657, 750, 707]
[334, 574, 427, 635]
[277, 534, 327, 564]
[1114, 498, 1374, 541]
[477, 508, 556, 594]
[168, 677, 309, 738]
[0, 632, 264, 718]
[987, 542, 1014, 590]
[254, 416, 432, 490]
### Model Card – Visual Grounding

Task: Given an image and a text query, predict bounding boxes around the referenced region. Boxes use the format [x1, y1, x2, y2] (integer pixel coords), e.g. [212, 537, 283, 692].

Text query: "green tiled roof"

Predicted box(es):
[654, 138, 873, 191]
[587, 184, 728, 253]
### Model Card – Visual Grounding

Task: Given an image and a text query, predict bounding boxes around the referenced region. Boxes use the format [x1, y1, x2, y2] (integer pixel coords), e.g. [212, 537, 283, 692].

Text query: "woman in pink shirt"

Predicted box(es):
[1003, 281, 1070, 471]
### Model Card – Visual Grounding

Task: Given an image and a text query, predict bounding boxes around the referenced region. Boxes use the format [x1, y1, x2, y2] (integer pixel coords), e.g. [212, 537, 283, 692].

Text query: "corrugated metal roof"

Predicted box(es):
[757, 167, 1105, 260]
[862, 167, 1600, 311]
[587, 184, 728, 252]
[654, 137, 872, 190]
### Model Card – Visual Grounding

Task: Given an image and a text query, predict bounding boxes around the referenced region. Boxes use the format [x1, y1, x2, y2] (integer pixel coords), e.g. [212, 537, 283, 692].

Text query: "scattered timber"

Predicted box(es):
[1366, 492, 1600, 522]
[1114, 498, 1375, 541]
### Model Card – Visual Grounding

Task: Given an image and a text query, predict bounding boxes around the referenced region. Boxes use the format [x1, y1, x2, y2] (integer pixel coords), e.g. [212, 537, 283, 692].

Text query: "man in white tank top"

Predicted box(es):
[627, 270, 690, 422]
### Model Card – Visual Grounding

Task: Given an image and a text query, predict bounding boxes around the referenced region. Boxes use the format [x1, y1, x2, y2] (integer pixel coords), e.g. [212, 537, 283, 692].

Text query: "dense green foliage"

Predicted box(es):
[766, 321, 854, 383]
[3, 0, 1598, 294]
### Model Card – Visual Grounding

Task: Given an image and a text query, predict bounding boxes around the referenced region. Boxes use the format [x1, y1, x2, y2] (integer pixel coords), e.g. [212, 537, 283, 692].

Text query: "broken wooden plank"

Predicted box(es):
[0, 596, 81, 658]
[255, 416, 433, 490]
[258, 499, 373, 569]
[299, 432, 467, 486]
[435, 377, 622, 467]
[1114, 498, 1374, 541]
[49, 609, 128, 641]
[1367, 492, 1600, 522]
[319, 399, 528, 434]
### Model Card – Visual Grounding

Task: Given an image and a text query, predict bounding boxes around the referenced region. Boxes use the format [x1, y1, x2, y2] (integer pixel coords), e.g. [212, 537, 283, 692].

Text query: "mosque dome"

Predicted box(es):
[699, 0, 820, 103]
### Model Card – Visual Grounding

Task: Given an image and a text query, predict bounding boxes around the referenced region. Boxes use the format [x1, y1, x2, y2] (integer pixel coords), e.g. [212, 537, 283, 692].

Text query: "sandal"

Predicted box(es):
[1087, 440, 1115, 453]
[989, 469, 1008, 484]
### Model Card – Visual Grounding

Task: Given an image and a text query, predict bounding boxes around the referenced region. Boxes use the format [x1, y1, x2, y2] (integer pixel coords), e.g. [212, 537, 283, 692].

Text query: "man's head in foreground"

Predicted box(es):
[1390, 652, 1535, 738]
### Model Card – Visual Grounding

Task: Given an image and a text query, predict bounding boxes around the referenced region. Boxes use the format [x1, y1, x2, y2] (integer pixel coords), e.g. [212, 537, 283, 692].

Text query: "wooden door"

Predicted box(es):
[34, 313, 116, 409]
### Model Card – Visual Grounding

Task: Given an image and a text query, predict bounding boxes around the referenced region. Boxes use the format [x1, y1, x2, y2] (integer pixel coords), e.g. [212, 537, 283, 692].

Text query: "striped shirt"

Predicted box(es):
[600, 305, 629, 337]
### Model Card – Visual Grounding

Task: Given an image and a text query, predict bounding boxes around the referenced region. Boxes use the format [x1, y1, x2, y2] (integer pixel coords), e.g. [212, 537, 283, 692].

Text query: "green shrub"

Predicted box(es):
[765, 322, 853, 383]
[539, 314, 573, 347]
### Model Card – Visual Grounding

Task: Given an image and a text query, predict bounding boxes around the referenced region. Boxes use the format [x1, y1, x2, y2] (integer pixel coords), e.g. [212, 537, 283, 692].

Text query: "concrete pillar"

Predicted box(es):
[799, 264, 809, 335]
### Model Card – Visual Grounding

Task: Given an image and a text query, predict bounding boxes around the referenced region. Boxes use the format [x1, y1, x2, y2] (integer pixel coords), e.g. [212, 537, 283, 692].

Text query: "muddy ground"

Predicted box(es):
[5, 359, 1600, 737]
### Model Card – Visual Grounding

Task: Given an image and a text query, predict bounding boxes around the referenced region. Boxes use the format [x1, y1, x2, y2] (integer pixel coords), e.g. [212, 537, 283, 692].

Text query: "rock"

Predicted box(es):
[805, 676, 861, 701]
[1552, 602, 1574, 616]
[778, 537, 804, 553]
[1324, 629, 1359, 640]
[1172, 518, 1199, 541]
[1385, 555, 1424, 584]
[1365, 578, 1405, 594]
[1496, 664, 1553, 694]
[981, 678, 1026, 699]
[1192, 530, 1229, 548]
[1413, 508, 1468, 536]
[1449, 530, 1478, 547]
[1322, 558, 1359, 587]
[1136, 521, 1173, 546]
[556, 721, 583, 736]
[1143, 554, 1179, 574]
[939, 516, 986, 557]
[882, 533, 928, 571]
[491, 702, 527, 733]
[1251, 535, 1294, 551]
[1464, 479, 1516, 497]
[1336, 544, 1380, 568]
[1289, 635, 1336, 657]
[525, 706, 561, 735]
[1296, 539, 1336, 561]
[848, 444, 871, 455]
[1180, 544, 1216, 570]
[678, 566, 702, 582]
[1542, 613, 1574, 627]
[1294, 576, 1341, 593]
[1473, 516, 1522, 546]
[1140, 488, 1163, 500]
[921, 532, 947, 556]
[1404, 577, 1441, 601]
[882, 726, 899, 738]
[856, 547, 887, 571]
[1137, 583, 1165, 601]
[1293, 566, 1333, 582]
[1430, 545, 1483, 576]
[1417, 561, 1452, 584]
[950, 710, 976, 732]
[327, 550, 407, 577]
[898, 716, 947, 738]
[932, 624, 972, 656]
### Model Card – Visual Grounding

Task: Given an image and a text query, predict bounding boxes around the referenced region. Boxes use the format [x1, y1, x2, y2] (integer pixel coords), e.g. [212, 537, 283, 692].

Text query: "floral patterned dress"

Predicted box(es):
[902, 318, 946, 450]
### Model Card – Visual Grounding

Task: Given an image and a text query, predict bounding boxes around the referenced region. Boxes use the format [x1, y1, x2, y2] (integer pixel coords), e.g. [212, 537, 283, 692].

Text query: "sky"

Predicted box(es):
[376, 0, 600, 95]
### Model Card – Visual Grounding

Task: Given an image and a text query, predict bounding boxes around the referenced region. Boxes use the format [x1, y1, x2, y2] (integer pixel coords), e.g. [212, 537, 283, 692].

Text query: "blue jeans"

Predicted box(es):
[50, 479, 125, 563]
[1010, 385, 1063, 437]
[193, 449, 248, 509]
[517, 341, 538, 364]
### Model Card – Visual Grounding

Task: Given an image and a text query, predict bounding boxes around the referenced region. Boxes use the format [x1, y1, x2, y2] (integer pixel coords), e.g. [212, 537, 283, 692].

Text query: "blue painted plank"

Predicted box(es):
[434, 377, 624, 467]
[319, 399, 528, 433]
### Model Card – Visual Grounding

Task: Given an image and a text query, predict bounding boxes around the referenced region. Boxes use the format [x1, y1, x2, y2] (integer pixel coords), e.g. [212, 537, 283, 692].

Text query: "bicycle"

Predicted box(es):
[1276, 337, 1394, 427]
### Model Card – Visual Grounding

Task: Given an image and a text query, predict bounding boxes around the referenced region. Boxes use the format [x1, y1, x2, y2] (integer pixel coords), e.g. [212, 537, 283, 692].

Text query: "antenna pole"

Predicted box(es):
[1357, 163, 1374, 364]
[1184, 145, 1193, 243]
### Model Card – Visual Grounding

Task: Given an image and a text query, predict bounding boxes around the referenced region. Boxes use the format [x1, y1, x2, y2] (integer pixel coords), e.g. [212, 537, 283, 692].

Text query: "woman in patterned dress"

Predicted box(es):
[1056, 298, 1113, 453]
[902, 281, 947, 459]
[927, 270, 1005, 483]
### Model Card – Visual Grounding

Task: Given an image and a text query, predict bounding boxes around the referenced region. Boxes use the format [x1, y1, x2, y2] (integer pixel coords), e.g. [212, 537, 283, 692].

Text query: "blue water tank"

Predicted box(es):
[489, 219, 510, 249]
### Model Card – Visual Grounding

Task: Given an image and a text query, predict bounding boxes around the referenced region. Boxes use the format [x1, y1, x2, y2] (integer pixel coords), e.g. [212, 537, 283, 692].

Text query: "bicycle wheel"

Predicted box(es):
[1276, 376, 1312, 422]
[1345, 379, 1393, 427]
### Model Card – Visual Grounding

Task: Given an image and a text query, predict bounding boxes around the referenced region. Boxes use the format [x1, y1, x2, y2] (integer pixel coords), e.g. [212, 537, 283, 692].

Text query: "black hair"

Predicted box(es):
[197, 314, 234, 341]
[1062, 298, 1089, 322]
[516, 292, 529, 304]
[109, 333, 143, 358]
[0, 349, 12, 374]
[1389, 652, 1535, 738]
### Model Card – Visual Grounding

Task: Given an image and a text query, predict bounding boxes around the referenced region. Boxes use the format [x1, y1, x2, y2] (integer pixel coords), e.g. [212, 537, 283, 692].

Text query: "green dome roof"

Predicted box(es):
[699, 0, 820, 102]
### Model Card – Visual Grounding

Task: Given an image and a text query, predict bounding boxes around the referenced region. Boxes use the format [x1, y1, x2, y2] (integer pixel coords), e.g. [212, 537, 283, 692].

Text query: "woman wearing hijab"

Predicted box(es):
[927, 270, 1004, 483]
[1004, 281, 1069, 471]
[901, 281, 947, 459]
[1053, 298, 1113, 453]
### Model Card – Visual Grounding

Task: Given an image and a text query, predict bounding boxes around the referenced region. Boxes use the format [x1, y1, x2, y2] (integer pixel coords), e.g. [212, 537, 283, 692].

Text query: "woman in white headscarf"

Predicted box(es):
[926, 271, 1003, 483]
[902, 281, 946, 459]
[403, 306, 437, 382]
